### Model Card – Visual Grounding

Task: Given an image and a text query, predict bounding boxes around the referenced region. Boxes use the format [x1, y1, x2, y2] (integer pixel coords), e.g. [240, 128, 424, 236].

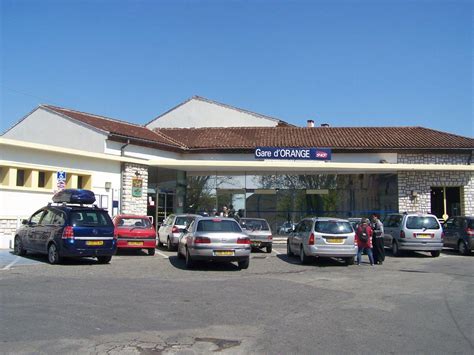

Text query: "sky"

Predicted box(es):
[1, 0, 472, 137]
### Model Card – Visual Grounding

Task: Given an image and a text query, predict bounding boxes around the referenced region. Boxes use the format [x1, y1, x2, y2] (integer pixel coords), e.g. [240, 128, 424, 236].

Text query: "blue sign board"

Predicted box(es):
[255, 147, 332, 161]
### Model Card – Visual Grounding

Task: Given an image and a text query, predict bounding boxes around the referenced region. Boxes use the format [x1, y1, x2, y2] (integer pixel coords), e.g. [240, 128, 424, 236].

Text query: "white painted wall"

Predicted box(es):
[146, 98, 279, 129]
[105, 140, 182, 160]
[3, 107, 107, 153]
[0, 145, 122, 217]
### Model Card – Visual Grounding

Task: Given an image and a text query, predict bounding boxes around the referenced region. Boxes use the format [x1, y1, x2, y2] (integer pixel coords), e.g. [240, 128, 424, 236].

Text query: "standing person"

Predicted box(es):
[220, 205, 229, 217]
[371, 214, 385, 265]
[356, 218, 375, 266]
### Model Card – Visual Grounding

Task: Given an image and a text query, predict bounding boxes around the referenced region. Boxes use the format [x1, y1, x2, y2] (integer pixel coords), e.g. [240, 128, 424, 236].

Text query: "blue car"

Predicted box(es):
[14, 189, 116, 264]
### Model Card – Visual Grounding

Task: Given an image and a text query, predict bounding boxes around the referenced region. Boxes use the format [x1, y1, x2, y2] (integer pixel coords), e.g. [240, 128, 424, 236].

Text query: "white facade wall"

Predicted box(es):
[3, 108, 107, 153]
[146, 98, 279, 129]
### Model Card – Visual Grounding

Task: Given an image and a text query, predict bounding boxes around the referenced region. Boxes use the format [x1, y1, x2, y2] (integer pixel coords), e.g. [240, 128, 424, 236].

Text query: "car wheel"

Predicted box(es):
[185, 248, 194, 269]
[430, 250, 441, 257]
[266, 244, 272, 253]
[458, 241, 470, 256]
[287, 241, 293, 256]
[97, 256, 112, 264]
[392, 241, 401, 257]
[14, 236, 27, 256]
[47, 243, 61, 265]
[345, 257, 355, 265]
[148, 248, 155, 256]
[300, 245, 311, 265]
[167, 237, 174, 251]
[238, 257, 250, 269]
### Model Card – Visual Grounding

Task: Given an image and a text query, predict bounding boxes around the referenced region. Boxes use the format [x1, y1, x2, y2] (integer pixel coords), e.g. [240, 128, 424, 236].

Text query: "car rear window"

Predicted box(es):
[197, 220, 242, 233]
[240, 219, 270, 231]
[175, 216, 195, 226]
[119, 218, 151, 228]
[406, 216, 440, 230]
[71, 210, 113, 227]
[314, 221, 353, 234]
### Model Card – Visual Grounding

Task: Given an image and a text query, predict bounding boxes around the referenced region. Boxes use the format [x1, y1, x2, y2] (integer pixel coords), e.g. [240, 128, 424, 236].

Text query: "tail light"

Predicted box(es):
[237, 237, 251, 244]
[466, 228, 474, 236]
[172, 226, 179, 233]
[267, 235, 273, 241]
[62, 226, 74, 239]
[400, 231, 405, 238]
[308, 233, 315, 245]
[194, 236, 211, 244]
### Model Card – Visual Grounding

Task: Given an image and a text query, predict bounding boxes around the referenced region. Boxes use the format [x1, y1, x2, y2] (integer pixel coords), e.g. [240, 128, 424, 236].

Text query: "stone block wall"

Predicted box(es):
[0, 217, 26, 249]
[121, 163, 148, 215]
[398, 153, 474, 216]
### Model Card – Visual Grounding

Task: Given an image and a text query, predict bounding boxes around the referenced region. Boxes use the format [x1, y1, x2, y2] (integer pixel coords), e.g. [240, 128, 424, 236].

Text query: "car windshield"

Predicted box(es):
[175, 216, 195, 226]
[71, 210, 113, 227]
[197, 219, 242, 233]
[240, 219, 270, 231]
[119, 218, 151, 228]
[314, 221, 353, 234]
[406, 216, 440, 230]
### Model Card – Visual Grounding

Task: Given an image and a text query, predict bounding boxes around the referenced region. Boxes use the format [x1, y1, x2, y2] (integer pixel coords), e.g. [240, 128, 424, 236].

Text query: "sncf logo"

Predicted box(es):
[315, 150, 328, 159]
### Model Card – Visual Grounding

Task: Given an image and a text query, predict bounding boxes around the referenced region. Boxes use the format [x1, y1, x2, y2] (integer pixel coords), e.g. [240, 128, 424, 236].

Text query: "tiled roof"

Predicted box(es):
[42, 105, 184, 148]
[155, 127, 474, 151]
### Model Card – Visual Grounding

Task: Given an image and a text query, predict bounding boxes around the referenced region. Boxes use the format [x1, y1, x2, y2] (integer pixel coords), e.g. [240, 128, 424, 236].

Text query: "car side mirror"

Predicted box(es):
[22, 219, 28, 225]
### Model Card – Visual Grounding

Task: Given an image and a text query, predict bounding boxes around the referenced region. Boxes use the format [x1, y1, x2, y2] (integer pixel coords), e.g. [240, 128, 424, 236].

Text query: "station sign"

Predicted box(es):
[255, 147, 331, 161]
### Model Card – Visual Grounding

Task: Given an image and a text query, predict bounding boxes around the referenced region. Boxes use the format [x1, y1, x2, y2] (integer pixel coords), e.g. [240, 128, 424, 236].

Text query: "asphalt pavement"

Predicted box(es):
[1, 246, 473, 354]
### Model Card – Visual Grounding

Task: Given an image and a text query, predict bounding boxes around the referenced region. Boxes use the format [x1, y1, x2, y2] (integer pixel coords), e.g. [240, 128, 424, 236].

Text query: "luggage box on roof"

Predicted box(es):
[52, 189, 96, 204]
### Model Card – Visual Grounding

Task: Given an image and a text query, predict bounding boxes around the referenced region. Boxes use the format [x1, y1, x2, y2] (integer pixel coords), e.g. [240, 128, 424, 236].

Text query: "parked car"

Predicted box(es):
[113, 215, 156, 255]
[278, 221, 295, 234]
[443, 216, 474, 255]
[177, 217, 251, 269]
[14, 189, 116, 264]
[383, 213, 443, 257]
[348, 217, 363, 231]
[287, 217, 357, 265]
[158, 214, 199, 251]
[239, 218, 273, 253]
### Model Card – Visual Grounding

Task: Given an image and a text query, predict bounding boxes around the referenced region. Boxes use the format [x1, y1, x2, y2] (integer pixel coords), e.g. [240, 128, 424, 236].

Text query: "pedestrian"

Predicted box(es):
[356, 218, 375, 266]
[220, 205, 229, 217]
[211, 208, 218, 216]
[371, 214, 385, 265]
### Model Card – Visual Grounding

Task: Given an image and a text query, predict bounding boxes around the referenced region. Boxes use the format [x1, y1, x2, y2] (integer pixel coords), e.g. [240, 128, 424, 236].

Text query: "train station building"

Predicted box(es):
[1, 96, 473, 246]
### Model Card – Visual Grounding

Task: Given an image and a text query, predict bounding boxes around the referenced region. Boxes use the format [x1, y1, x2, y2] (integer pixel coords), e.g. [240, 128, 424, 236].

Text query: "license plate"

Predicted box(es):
[326, 238, 344, 244]
[215, 250, 234, 256]
[416, 234, 431, 238]
[86, 240, 104, 246]
[128, 241, 144, 246]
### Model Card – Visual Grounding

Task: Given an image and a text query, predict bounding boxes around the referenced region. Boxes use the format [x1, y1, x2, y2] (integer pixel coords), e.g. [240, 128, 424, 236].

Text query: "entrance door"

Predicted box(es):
[430, 187, 461, 220]
[157, 192, 174, 226]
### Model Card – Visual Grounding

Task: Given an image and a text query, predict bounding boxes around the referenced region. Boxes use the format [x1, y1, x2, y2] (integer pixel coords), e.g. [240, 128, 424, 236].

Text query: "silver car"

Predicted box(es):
[287, 217, 357, 265]
[177, 217, 251, 269]
[239, 218, 273, 253]
[383, 213, 443, 257]
[158, 214, 199, 251]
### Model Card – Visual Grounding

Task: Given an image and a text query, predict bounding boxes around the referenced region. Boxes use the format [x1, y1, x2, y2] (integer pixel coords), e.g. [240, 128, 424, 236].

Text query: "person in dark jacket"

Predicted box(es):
[371, 214, 385, 265]
[356, 218, 375, 266]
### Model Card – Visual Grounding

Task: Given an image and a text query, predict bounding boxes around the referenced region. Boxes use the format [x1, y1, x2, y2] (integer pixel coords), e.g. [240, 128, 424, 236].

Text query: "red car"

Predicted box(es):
[113, 215, 156, 255]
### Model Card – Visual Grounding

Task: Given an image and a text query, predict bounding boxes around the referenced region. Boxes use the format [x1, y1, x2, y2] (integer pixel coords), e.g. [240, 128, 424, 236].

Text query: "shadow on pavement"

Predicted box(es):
[168, 255, 243, 272]
[276, 253, 350, 267]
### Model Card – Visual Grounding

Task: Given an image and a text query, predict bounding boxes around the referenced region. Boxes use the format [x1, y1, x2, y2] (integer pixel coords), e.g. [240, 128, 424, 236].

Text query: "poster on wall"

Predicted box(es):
[132, 178, 143, 197]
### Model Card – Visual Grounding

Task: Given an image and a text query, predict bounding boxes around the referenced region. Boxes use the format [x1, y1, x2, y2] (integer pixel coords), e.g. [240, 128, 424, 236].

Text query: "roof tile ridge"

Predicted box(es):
[152, 129, 189, 149]
[42, 104, 146, 128]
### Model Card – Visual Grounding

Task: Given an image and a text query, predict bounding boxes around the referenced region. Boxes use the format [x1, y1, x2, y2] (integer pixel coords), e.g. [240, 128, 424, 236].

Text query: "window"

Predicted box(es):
[30, 210, 44, 225]
[315, 221, 352, 234]
[78, 175, 84, 189]
[70, 210, 113, 227]
[406, 216, 440, 230]
[197, 220, 242, 232]
[16, 169, 25, 186]
[40, 210, 56, 225]
[38, 171, 46, 188]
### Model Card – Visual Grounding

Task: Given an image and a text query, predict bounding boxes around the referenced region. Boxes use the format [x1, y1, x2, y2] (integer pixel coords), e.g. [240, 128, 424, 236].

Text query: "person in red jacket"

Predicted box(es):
[356, 218, 375, 266]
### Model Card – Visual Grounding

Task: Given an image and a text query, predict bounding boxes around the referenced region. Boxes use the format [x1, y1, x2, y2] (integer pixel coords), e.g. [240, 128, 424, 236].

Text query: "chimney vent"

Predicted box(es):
[320, 123, 330, 127]
[307, 120, 315, 128]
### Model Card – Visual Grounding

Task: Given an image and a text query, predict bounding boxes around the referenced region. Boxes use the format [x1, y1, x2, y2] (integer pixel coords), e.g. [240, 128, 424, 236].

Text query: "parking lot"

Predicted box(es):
[1, 245, 473, 354]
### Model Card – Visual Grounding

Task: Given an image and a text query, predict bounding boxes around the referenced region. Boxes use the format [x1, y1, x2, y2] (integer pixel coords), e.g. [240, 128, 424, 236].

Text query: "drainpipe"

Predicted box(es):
[120, 139, 130, 156]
